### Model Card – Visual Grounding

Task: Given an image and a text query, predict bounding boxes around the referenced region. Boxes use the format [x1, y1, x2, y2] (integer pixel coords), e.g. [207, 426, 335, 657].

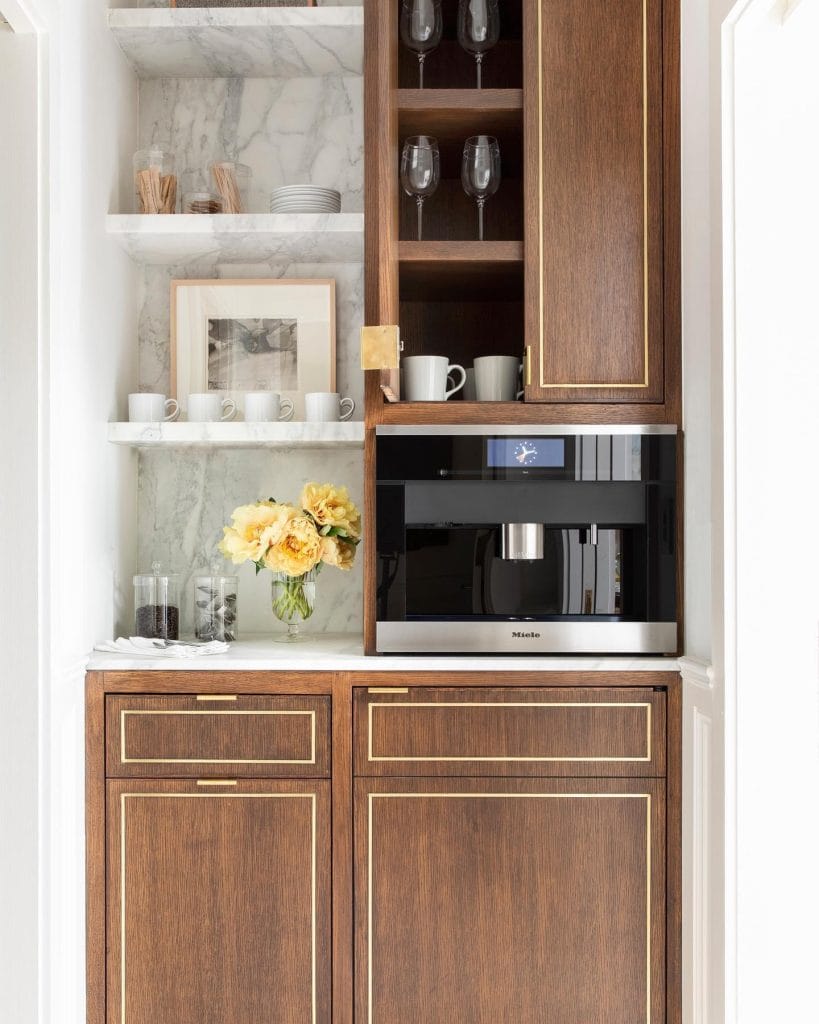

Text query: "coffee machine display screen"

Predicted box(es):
[487, 437, 566, 469]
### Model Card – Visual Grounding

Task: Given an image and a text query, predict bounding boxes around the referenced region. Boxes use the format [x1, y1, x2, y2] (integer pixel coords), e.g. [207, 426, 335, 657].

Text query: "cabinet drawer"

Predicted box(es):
[354, 687, 665, 776]
[106, 695, 330, 777]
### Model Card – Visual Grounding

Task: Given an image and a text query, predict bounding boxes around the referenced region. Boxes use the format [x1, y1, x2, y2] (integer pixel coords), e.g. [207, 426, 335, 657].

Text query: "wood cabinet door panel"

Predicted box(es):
[106, 695, 330, 778]
[355, 686, 665, 776]
[107, 778, 330, 1024]
[523, 0, 664, 403]
[356, 776, 665, 1024]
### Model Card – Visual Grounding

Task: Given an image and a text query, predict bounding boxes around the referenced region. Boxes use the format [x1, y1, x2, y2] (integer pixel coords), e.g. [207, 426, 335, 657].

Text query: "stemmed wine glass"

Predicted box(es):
[461, 135, 501, 241]
[400, 0, 443, 89]
[401, 136, 440, 241]
[457, 0, 500, 88]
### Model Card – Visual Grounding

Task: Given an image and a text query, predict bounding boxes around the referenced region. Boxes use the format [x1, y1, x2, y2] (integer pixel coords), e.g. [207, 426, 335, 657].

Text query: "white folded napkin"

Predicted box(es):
[94, 637, 230, 658]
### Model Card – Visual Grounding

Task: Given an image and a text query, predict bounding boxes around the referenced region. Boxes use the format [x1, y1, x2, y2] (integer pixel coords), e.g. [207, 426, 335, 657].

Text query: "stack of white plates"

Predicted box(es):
[269, 186, 341, 214]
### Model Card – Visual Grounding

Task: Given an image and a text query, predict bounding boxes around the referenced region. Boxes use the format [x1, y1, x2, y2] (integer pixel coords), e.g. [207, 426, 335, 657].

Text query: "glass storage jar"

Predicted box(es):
[209, 161, 252, 213]
[133, 562, 180, 640]
[193, 574, 238, 642]
[182, 190, 224, 214]
[133, 148, 177, 214]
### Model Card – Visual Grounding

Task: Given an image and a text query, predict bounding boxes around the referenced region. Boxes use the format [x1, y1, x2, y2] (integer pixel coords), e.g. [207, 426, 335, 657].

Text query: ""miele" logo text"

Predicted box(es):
[512, 631, 541, 639]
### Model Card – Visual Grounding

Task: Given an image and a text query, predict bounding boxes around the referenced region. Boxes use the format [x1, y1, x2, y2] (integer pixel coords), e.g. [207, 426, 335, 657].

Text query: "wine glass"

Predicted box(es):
[461, 135, 501, 241]
[401, 136, 440, 241]
[457, 0, 500, 88]
[400, 0, 443, 89]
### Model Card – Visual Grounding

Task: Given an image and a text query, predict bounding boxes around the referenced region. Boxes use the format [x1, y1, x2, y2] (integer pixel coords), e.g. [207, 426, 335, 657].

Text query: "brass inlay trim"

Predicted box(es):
[119, 709, 317, 765]
[367, 687, 409, 694]
[367, 792, 652, 1024]
[196, 779, 238, 786]
[537, 0, 650, 389]
[367, 702, 652, 763]
[120, 792, 317, 1024]
[195, 694, 237, 702]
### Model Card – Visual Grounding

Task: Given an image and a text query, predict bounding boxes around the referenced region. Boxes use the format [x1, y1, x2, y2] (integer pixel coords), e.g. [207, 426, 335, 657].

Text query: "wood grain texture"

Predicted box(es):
[356, 775, 665, 1024]
[524, 0, 665, 402]
[373, 400, 674, 424]
[106, 778, 331, 1024]
[86, 673, 107, 1024]
[106, 694, 331, 778]
[354, 686, 666, 777]
[331, 676, 355, 1024]
[397, 89, 523, 144]
[662, 0, 682, 427]
[99, 670, 334, 694]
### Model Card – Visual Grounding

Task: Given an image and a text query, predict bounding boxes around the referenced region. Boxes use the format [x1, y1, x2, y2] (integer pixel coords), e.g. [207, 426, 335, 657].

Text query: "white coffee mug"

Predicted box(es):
[473, 355, 524, 402]
[128, 392, 180, 422]
[187, 393, 237, 422]
[304, 392, 356, 422]
[403, 355, 466, 402]
[243, 391, 295, 423]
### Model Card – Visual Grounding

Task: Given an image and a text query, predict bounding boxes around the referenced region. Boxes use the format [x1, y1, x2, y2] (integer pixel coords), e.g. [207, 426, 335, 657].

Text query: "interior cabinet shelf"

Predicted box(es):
[399, 241, 523, 300]
[106, 213, 364, 266]
[397, 88, 523, 141]
[108, 6, 364, 79]
[108, 421, 364, 450]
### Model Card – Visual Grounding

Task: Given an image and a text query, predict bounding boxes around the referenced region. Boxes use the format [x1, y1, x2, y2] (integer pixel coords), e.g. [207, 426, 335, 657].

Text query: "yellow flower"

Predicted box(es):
[263, 514, 322, 576]
[319, 535, 357, 571]
[218, 501, 297, 564]
[300, 482, 361, 539]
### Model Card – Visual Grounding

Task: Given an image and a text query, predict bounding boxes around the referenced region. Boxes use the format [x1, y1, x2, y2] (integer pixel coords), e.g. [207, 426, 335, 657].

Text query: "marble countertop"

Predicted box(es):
[86, 634, 680, 673]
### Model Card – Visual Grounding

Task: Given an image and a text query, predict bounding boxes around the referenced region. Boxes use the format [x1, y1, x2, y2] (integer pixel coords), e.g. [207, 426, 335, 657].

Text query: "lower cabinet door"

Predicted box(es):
[107, 778, 330, 1024]
[356, 777, 665, 1024]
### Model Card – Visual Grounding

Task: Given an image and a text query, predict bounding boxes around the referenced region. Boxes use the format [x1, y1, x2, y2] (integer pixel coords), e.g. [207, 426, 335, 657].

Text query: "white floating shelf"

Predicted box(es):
[109, 421, 365, 450]
[108, 7, 364, 79]
[106, 213, 364, 265]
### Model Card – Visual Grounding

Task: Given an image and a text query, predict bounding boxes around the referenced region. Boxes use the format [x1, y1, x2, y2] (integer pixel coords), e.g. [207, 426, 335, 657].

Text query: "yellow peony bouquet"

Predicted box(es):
[218, 483, 361, 638]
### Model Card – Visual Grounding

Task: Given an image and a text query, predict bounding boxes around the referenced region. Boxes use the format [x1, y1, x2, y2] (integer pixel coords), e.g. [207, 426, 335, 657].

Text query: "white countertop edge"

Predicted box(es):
[86, 634, 680, 673]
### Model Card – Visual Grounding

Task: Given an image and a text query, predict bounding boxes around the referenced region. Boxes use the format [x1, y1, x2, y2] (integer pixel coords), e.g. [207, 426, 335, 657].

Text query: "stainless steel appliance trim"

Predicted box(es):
[375, 424, 678, 437]
[376, 621, 678, 655]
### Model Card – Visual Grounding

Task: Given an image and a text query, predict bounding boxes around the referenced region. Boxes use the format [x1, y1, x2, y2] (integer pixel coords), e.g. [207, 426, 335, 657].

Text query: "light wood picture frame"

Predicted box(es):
[171, 278, 336, 420]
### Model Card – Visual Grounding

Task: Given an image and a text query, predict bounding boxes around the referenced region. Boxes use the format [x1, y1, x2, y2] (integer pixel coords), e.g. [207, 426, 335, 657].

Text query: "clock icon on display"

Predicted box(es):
[513, 442, 538, 466]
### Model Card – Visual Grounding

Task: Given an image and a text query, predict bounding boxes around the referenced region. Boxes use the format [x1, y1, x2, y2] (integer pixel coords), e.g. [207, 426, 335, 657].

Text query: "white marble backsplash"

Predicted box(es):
[134, 52, 365, 637]
[137, 447, 364, 637]
[138, 76, 363, 212]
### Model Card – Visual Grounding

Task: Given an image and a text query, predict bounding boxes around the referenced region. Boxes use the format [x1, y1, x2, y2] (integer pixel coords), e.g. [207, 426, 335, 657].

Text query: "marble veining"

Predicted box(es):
[136, 448, 364, 637]
[110, 421, 364, 447]
[138, 76, 363, 211]
[111, 7, 364, 79]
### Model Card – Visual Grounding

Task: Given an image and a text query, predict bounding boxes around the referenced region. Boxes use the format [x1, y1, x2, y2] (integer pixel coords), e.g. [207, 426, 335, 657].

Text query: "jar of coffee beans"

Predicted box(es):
[133, 562, 180, 640]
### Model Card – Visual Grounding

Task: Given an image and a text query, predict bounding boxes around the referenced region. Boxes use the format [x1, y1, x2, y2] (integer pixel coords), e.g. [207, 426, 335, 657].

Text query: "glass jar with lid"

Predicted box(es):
[193, 573, 238, 642]
[133, 562, 180, 640]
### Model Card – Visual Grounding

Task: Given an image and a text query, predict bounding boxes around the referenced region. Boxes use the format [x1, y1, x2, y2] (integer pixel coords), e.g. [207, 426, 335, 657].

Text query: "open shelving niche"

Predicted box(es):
[367, 0, 526, 418]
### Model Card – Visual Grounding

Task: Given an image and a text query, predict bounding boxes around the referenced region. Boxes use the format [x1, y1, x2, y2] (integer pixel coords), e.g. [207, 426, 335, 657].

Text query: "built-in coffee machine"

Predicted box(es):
[375, 425, 678, 654]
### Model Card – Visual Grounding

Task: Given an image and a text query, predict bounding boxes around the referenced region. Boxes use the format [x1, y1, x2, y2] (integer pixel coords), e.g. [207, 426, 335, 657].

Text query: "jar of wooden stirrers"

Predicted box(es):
[133, 149, 177, 215]
[209, 161, 252, 214]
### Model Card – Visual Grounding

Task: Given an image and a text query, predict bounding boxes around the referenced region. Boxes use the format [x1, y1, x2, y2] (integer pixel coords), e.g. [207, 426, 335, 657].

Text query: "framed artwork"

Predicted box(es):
[171, 278, 336, 419]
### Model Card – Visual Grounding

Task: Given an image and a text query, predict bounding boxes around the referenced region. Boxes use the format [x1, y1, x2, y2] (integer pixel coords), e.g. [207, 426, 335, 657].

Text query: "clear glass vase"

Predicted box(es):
[271, 569, 317, 643]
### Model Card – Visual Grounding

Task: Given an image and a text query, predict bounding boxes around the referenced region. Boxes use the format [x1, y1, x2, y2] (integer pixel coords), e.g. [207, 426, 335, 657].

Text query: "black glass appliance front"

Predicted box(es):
[375, 428, 677, 654]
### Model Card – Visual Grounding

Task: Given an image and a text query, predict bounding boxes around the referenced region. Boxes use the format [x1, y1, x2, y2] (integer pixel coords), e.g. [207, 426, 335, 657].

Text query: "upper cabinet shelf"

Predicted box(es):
[397, 89, 523, 142]
[106, 213, 364, 266]
[108, 7, 364, 79]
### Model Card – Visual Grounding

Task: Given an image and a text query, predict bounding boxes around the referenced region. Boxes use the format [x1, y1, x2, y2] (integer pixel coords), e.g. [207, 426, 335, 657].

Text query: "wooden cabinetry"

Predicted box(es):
[364, 0, 679, 421]
[87, 670, 681, 1024]
[354, 683, 670, 1024]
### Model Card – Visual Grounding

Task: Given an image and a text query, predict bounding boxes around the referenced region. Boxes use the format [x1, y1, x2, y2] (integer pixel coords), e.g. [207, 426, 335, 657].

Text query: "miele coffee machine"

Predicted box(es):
[375, 425, 678, 654]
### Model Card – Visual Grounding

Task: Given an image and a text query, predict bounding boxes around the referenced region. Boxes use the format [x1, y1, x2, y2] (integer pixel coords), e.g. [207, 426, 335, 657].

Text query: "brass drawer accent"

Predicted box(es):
[106, 695, 330, 778]
[355, 688, 666, 777]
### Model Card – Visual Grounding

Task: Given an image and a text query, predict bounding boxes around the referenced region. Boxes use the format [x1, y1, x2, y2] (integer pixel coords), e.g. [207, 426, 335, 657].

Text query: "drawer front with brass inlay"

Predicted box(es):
[354, 687, 665, 777]
[107, 695, 330, 778]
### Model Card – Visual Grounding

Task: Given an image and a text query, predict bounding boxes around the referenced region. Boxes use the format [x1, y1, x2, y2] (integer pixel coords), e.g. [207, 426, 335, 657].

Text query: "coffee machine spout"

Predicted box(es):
[500, 523, 545, 561]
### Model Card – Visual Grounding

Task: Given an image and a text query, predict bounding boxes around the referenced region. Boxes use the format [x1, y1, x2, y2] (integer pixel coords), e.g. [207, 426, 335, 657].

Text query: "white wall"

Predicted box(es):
[731, 1, 819, 1019]
[38, 2, 138, 1022]
[0, 23, 40, 1024]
